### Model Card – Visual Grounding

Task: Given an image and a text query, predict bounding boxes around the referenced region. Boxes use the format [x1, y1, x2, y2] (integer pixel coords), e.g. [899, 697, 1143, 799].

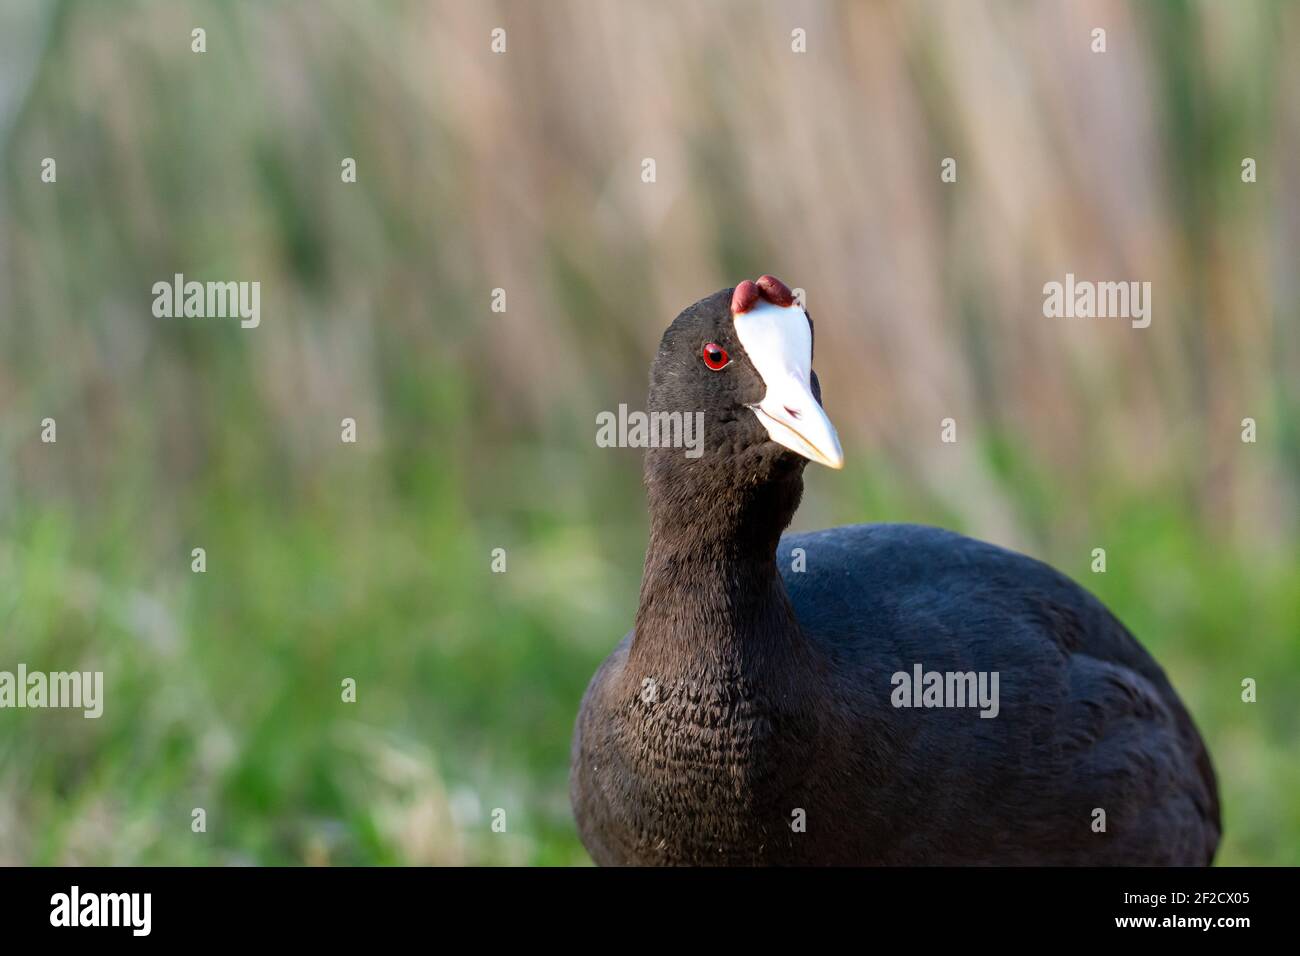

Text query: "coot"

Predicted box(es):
[570, 276, 1220, 865]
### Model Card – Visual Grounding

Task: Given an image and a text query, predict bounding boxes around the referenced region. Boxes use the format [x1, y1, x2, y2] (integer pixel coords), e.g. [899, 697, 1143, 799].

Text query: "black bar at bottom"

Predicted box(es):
[0, 865, 1285, 941]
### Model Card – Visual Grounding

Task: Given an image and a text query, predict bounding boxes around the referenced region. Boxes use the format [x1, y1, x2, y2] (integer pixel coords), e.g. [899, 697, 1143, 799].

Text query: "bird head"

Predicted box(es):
[645, 275, 843, 482]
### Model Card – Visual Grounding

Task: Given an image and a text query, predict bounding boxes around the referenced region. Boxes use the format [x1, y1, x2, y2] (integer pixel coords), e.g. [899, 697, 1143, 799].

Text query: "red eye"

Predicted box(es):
[702, 342, 730, 370]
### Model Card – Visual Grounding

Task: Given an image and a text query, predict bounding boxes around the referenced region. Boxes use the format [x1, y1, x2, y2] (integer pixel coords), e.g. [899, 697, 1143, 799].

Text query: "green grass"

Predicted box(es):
[3, 431, 1296, 865]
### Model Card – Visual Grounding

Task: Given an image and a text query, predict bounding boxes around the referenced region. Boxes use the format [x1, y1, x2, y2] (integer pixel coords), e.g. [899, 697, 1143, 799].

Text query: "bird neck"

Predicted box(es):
[630, 463, 810, 672]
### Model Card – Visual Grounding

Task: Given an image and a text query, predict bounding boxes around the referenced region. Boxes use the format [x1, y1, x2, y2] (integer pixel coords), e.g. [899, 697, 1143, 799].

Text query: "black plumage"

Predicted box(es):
[570, 283, 1220, 865]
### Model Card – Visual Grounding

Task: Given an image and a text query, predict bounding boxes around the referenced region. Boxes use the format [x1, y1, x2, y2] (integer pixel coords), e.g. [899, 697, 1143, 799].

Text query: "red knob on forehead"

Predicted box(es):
[756, 274, 795, 307]
[731, 280, 760, 315]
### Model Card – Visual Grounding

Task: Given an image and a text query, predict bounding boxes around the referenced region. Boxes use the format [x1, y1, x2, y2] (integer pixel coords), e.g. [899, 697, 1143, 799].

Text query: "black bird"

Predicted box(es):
[570, 276, 1220, 865]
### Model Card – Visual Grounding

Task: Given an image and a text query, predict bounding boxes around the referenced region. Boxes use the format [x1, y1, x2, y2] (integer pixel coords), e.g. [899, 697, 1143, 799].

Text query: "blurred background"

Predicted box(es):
[0, 0, 1296, 865]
